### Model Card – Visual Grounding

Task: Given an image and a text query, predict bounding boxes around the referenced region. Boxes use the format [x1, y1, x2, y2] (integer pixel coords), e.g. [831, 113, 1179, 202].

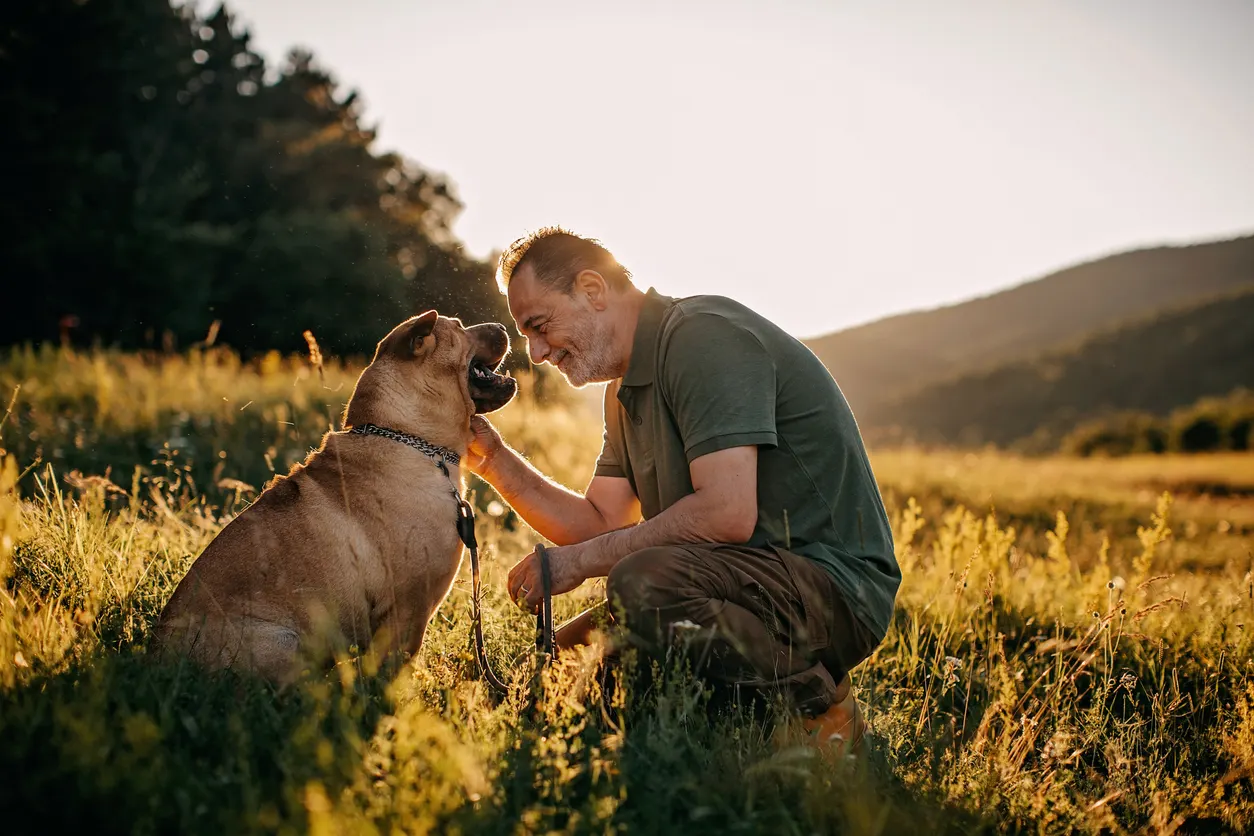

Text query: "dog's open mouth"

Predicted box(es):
[467, 335, 517, 414]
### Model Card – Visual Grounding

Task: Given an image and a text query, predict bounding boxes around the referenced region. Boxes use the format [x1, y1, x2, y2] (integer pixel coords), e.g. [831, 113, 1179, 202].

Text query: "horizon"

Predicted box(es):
[206, 0, 1254, 338]
[825, 227, 1254, 333]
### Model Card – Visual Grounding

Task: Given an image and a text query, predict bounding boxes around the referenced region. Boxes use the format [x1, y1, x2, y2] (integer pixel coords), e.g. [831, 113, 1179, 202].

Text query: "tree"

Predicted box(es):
[0, 1, 508, 357]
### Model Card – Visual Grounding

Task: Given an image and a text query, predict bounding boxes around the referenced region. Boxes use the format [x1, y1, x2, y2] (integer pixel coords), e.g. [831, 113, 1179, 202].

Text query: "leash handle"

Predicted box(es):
[535, 544, 556, 659]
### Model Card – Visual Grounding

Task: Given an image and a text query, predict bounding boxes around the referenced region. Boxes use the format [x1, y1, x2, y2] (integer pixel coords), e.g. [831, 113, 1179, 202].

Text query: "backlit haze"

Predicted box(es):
[207, 0, 1254, 338]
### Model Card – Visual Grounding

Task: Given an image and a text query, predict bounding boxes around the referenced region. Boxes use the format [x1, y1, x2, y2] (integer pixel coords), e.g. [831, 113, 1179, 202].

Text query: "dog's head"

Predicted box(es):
[344, 311, 518, 441]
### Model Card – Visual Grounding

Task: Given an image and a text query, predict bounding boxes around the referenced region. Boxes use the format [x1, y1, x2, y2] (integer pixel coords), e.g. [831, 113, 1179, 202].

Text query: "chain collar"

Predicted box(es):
[347, 423, 461, 467]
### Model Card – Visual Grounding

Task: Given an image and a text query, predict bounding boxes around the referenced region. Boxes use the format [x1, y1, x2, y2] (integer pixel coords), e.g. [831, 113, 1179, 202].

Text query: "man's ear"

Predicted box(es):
[573, 269, 610, 311]
[406, 310, 439, 355]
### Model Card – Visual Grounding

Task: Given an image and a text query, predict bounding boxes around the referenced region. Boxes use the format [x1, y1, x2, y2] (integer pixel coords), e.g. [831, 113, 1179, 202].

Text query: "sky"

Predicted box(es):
[205, 0, 1254, 338]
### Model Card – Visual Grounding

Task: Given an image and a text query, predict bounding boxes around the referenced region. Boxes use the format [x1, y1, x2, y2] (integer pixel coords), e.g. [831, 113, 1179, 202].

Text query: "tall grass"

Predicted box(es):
[1, 348, 1252, 834]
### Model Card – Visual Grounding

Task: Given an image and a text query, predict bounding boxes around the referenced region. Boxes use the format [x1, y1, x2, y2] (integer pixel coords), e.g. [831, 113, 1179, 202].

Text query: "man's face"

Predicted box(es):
[507, 265, 618, 387]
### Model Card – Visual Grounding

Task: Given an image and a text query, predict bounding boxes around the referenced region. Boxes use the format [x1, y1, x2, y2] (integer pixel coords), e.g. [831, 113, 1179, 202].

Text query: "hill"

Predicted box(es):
[859, 286, 1254, 449]
[805, 234, 1254, 414]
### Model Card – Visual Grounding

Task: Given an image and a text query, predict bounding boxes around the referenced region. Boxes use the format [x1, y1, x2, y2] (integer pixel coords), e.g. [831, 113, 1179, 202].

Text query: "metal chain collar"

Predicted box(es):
[348, 423, 461, 467]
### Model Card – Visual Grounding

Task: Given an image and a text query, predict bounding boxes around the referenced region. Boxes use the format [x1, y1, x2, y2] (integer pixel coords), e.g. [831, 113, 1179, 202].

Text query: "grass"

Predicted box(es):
[2, 346, 1253, 834]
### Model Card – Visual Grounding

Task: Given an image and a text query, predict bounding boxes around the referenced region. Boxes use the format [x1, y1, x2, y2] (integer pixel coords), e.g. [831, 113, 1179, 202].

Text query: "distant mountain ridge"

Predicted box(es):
[860, 286, 1254, 449]
[802, 233, 1254, 448]
[805, 234, 1254, 412]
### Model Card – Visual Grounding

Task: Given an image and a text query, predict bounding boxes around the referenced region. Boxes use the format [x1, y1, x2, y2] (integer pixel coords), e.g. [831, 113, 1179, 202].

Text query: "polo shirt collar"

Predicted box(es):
[620, 288, 674, 388]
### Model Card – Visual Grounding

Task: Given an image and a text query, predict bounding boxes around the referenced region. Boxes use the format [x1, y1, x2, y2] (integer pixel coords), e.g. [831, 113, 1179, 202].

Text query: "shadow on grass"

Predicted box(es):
[452, 648, 998, 836]
[0, 648, 391, 835]
[1, 639, 1044, 835]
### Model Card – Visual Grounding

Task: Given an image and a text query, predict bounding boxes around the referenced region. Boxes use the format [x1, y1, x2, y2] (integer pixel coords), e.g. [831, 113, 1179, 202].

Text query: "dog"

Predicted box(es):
[153, 311, 517, 684]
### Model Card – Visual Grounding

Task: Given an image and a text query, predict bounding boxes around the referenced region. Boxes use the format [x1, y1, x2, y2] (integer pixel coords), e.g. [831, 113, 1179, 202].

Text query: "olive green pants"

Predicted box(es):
[601, 543, 877, 716]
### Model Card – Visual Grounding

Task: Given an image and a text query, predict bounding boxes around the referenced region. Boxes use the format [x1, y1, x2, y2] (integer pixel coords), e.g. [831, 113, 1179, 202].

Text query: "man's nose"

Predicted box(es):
[527, 334, 549, 365]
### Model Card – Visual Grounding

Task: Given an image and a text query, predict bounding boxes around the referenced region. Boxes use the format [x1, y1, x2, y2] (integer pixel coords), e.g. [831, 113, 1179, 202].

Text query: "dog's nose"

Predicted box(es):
[468, 322, 510, 359]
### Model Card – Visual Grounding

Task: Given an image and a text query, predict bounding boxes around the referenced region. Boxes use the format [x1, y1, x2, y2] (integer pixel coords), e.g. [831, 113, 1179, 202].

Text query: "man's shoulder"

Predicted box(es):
[661, 294, 776, 341]
[668, 293, 755, 320]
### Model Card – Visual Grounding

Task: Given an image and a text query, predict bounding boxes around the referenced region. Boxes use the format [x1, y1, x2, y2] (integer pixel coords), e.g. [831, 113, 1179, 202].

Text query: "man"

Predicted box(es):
[465, 227, 900, 751]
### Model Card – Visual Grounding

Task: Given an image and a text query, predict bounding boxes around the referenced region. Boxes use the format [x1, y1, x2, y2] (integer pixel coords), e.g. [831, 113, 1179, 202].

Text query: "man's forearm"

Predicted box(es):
[476, 444, 612, 546]
[575, 489, 748, 578]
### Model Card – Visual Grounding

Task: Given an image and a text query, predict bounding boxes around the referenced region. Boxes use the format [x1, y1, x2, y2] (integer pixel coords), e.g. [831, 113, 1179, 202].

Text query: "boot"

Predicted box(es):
[800, 677, 866, 757]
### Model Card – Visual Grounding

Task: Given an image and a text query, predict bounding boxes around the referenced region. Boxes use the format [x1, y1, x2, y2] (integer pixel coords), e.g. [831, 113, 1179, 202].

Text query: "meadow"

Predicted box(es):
[2, 346, 1253, 834]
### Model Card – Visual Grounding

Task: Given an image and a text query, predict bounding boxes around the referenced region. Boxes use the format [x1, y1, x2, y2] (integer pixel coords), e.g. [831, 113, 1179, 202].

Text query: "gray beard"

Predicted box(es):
[558, 316, 618, 387]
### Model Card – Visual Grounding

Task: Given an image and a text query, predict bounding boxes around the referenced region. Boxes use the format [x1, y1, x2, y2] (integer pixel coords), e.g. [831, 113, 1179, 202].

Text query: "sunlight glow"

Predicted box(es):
[213, 0, 1254, 337]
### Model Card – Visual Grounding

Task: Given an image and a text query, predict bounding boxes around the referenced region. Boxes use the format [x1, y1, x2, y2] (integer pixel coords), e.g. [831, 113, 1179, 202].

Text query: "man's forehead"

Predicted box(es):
[506, 267, 548, 328]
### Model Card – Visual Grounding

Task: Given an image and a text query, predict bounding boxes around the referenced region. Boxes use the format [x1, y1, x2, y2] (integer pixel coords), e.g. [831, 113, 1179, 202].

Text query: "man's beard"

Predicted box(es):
[554, 315, 617, 387]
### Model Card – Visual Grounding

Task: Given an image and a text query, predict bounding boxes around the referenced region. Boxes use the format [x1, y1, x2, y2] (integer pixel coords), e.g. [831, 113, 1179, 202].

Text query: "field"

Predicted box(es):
[2, 347, 1254, 834]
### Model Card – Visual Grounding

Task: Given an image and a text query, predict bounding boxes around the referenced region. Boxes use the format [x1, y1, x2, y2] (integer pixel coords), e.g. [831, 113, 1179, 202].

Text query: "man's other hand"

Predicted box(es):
[466, 415, 503, 475]
[508, 543, 588, 613]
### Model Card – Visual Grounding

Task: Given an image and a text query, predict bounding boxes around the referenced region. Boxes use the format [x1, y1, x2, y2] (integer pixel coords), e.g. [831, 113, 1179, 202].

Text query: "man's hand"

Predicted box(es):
[465, 415, 503, 475]
[507, 543, 591, 613]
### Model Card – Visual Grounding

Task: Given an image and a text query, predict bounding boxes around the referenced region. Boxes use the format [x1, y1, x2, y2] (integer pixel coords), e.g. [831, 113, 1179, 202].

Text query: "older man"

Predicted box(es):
[465, 227, 899, 750]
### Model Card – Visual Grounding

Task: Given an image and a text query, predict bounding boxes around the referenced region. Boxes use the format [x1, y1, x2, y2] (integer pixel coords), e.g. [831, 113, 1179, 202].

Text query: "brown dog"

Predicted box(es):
[154, 311, 517, 684]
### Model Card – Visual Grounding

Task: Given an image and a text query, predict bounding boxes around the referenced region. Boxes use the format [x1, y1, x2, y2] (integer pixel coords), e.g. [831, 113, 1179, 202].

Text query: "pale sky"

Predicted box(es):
[207, 0, 1254, 338]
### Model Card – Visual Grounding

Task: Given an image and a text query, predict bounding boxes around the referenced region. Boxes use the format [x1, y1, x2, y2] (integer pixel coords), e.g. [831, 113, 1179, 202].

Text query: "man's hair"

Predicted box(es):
[495, 226, 633, 295]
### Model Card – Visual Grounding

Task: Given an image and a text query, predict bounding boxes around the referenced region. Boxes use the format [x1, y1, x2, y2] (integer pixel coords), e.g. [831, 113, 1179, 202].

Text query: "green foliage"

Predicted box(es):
[1061, 412, 1168, 457]
[1062, 388, 1254, 457]
[0, 1, 505, 356]
[2, 351, 1254, 832]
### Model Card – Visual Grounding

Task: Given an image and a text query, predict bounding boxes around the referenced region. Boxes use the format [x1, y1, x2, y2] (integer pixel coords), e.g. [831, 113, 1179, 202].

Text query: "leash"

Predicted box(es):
[348, 422, 554, 695]
[456, 495, 555, 696]
[453, 493, 510, 694]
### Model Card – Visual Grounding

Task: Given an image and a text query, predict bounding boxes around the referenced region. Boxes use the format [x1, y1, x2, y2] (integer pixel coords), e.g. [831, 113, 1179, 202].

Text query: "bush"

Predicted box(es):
[1061, 388, 1254, 456]
[1176, 415, 1224, 452]
[1061, 412, 1168, 457]
[1230, 416, 1252, 451]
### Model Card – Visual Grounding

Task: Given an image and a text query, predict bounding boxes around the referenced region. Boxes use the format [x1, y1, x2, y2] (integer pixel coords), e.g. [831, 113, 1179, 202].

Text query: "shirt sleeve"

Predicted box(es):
[660, 312, 778, 462]
[593, 384, 626, 478]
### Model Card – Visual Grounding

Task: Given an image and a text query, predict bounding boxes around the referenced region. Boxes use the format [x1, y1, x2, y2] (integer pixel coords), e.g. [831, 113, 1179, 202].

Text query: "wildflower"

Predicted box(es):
[943, 656, 963, 670]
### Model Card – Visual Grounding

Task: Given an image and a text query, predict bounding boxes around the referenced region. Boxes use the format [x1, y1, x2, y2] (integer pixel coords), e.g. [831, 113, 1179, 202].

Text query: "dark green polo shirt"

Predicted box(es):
[594, 289, 901, 641]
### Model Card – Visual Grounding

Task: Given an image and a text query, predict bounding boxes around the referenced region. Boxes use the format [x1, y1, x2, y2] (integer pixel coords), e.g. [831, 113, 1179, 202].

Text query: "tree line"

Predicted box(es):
[1060, 389, 1254, 457]
[1, 1, 508, 357]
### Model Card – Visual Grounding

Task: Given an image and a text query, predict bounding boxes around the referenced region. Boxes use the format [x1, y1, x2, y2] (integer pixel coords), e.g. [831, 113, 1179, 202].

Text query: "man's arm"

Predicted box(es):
[468, 417, 641, 546]
[508, 445, 757, 608]
[580, 444, 757, 572]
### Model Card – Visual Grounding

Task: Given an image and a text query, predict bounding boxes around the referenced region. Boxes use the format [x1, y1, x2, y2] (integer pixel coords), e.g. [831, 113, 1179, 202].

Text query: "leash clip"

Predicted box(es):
[455, 498, 478, 550]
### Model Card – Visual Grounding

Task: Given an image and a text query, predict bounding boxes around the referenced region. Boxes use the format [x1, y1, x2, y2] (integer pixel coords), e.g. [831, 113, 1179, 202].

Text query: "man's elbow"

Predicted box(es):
[712, 500, 757, 544]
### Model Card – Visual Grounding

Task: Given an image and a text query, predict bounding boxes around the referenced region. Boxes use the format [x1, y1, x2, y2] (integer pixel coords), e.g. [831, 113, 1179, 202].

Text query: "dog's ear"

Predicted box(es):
[405, 310, 439, 356]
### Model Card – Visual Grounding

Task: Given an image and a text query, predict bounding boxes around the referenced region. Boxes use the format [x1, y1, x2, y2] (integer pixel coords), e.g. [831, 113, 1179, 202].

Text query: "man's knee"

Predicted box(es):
[606, 546, 684, 617]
